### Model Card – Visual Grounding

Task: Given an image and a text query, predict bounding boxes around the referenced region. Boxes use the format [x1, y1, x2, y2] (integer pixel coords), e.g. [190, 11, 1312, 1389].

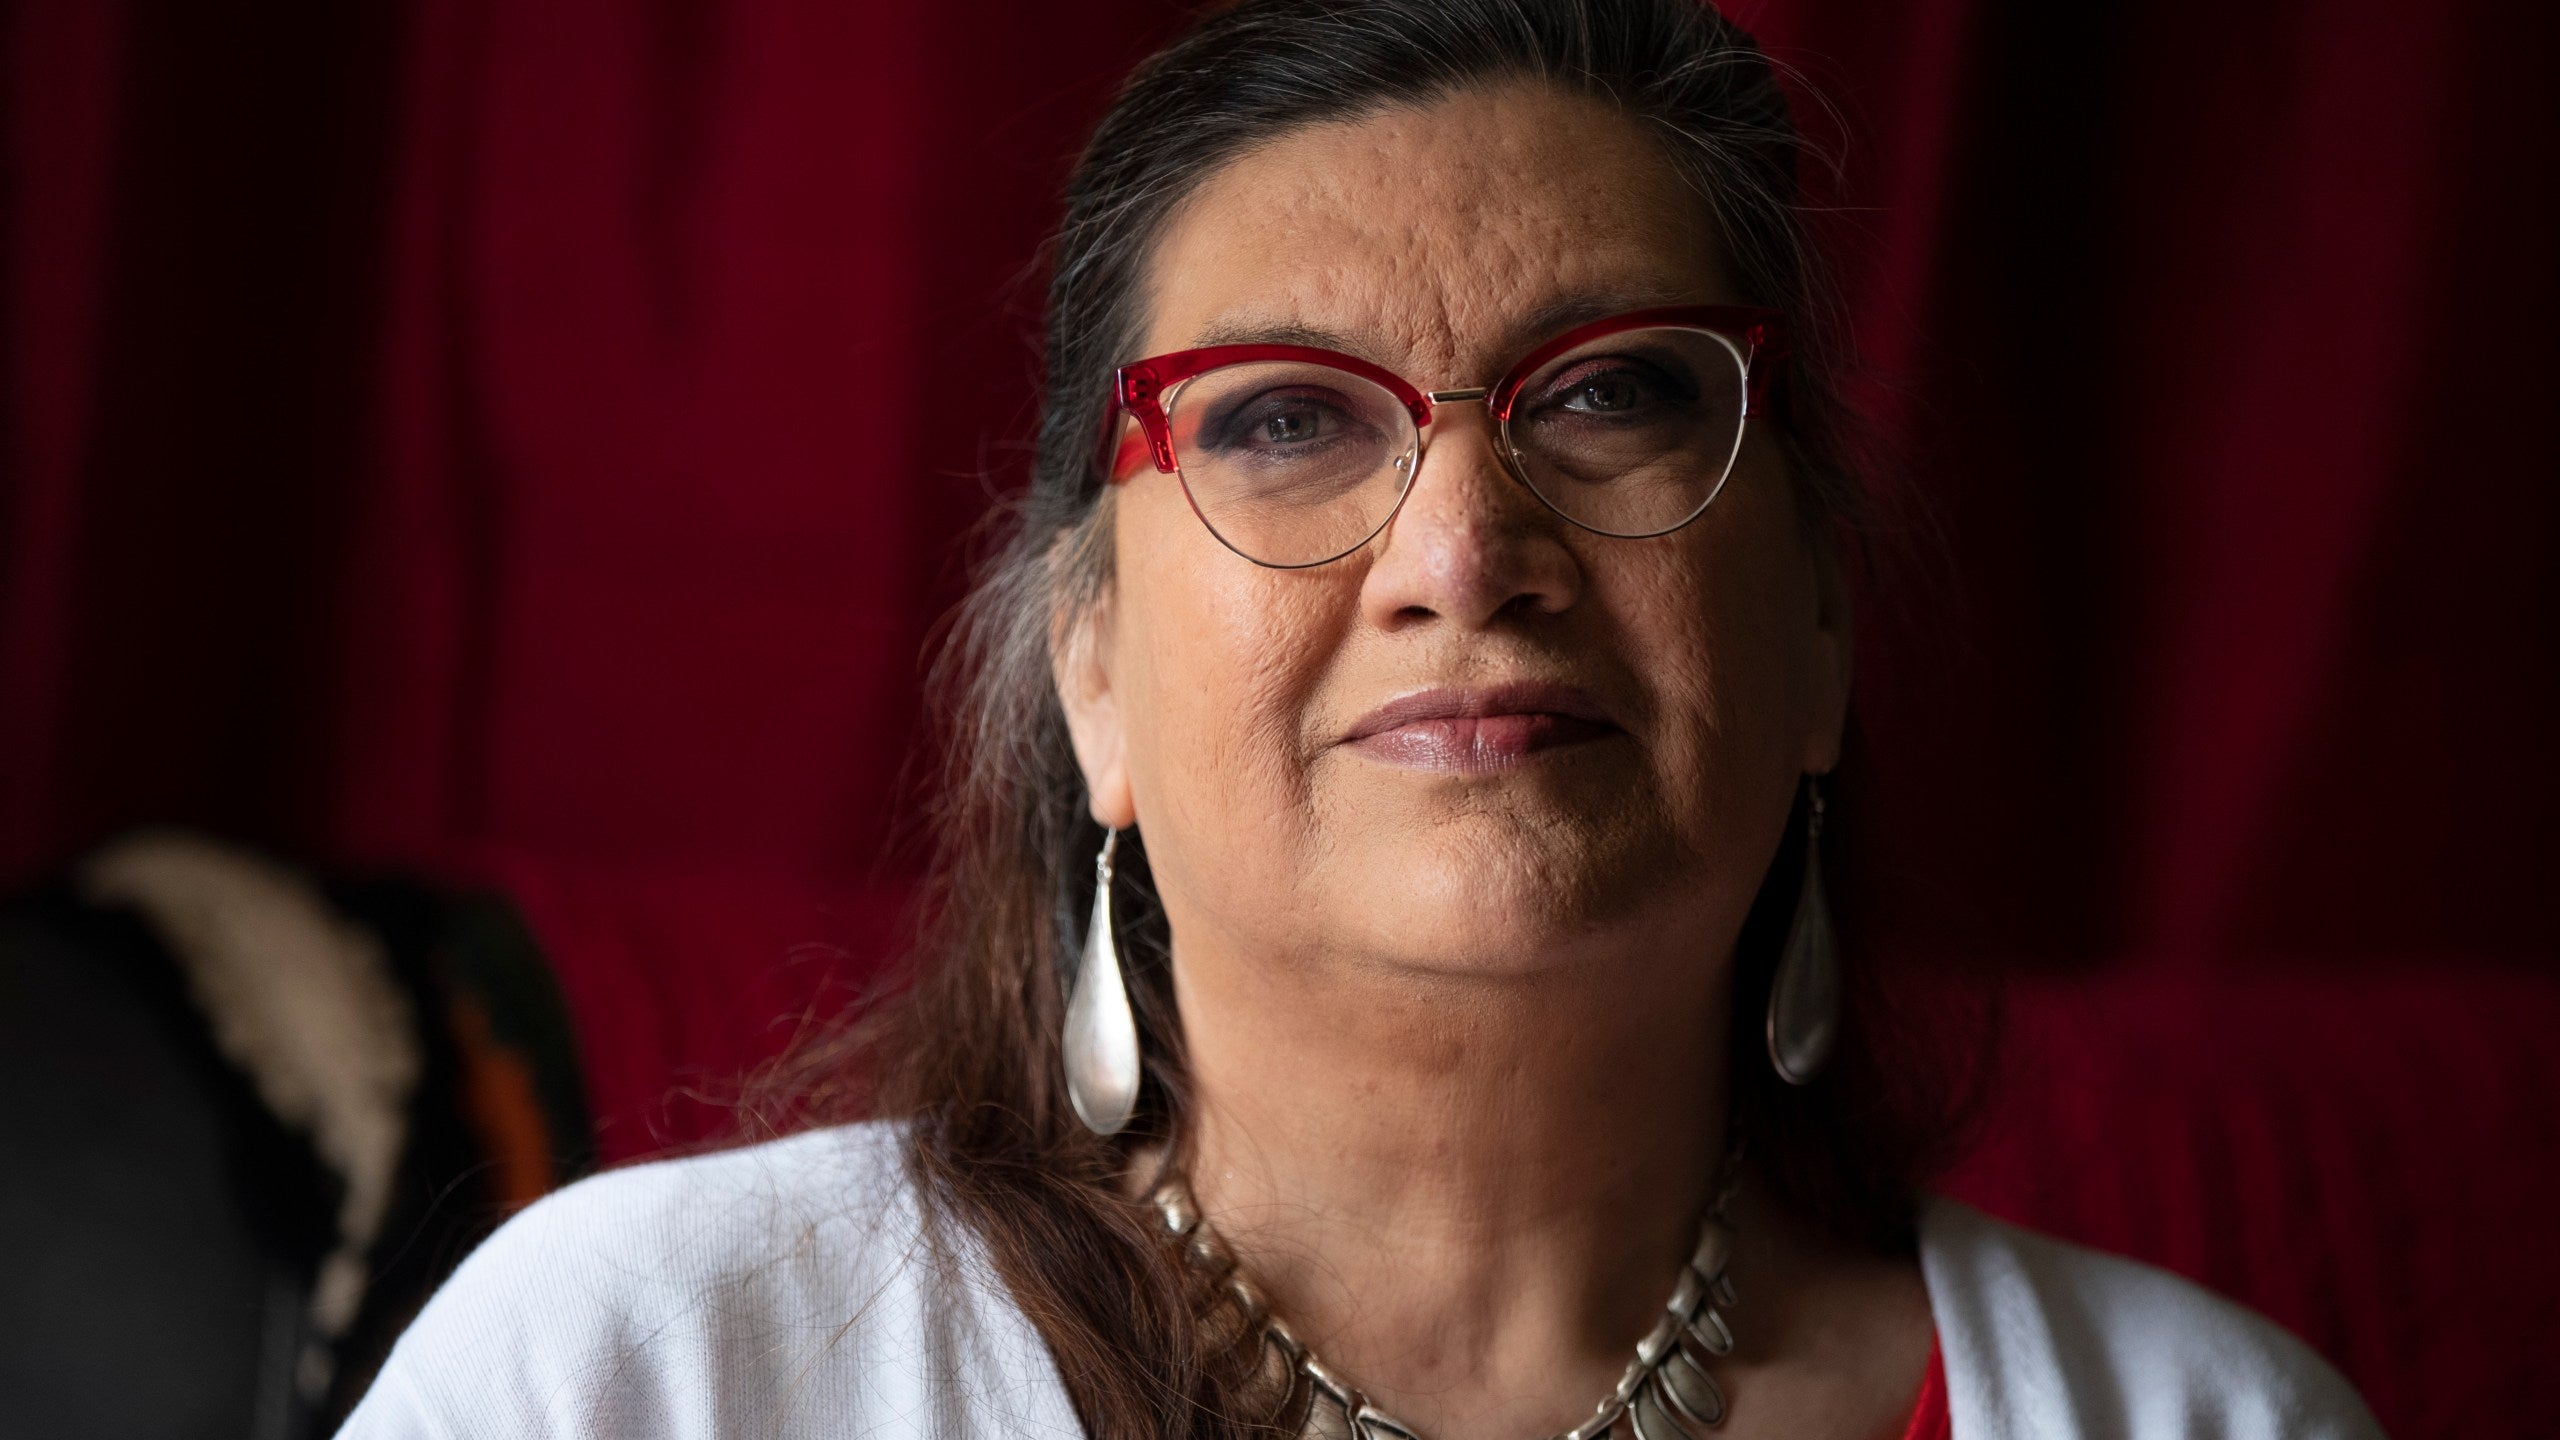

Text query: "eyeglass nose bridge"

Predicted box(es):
[1406, 385, 1522, 475]
[1392, 387, 1503, 484]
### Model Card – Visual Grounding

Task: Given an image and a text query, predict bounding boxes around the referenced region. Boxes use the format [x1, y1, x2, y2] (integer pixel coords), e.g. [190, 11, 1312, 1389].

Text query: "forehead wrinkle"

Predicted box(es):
[1184, 277, 1694, 372]
[1138, 81, 1734, 380]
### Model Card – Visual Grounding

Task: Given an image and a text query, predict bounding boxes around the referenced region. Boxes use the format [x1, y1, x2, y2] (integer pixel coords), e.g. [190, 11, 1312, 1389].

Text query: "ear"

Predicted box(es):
[1052, 575, 1139, 831]
[1800, 527, 1854, 777]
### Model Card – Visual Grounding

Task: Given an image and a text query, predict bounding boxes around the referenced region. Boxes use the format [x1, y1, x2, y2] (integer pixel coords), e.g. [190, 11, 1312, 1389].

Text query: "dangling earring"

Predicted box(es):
[1766, 776, 1841, 1086]
[1063, 827, 1142, 1135]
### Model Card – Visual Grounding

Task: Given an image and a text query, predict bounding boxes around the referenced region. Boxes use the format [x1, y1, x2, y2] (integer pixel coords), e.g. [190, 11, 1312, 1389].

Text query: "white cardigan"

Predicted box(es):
[339, 1123, 2383, 1439]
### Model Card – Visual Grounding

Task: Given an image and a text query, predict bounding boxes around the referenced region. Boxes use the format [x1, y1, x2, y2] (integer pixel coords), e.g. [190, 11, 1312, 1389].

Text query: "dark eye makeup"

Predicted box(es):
[1522, 352, 1702, 423]
[1199, 385, 1378, 457]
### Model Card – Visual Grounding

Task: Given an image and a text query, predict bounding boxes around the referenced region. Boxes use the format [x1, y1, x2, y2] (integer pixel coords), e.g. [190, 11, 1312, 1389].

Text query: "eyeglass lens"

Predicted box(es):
[1504, 326, 1748, 539]
[1163, 360, 1416, 567]
[1161, 326, 1749, 568]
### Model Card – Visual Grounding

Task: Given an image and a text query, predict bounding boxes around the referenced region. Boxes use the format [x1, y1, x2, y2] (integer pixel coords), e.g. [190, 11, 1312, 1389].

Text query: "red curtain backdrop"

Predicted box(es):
[5, 1, 2554, 1433]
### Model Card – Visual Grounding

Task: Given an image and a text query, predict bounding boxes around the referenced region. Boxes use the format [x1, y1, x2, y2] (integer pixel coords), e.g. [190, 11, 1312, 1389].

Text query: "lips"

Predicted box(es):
[1342, 682, 1620, 771]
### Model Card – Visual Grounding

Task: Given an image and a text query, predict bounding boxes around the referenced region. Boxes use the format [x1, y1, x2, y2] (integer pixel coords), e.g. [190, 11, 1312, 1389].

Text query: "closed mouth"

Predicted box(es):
[1342, 682, 1620, 770]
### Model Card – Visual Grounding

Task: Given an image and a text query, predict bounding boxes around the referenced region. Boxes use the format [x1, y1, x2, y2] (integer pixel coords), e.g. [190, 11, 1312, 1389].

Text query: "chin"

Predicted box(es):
[1320, 835, 1663, 979]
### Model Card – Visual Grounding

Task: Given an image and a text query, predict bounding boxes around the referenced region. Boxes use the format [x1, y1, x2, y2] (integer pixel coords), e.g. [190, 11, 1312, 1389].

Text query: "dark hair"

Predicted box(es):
[786, 2, 1969, 1435]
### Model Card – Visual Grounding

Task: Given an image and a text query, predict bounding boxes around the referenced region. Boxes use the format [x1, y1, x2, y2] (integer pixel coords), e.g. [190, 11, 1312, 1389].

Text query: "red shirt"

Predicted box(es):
[1899, 1334, 1952, 1440]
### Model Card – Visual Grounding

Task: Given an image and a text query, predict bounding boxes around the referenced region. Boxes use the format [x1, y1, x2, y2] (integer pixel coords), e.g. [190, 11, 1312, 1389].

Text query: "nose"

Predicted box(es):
[1357, 404, 1584, 631]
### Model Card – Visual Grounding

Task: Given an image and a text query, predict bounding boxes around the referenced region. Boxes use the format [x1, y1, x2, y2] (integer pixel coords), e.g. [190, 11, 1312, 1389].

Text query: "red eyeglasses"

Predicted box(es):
[1107, 305, 1785, 569]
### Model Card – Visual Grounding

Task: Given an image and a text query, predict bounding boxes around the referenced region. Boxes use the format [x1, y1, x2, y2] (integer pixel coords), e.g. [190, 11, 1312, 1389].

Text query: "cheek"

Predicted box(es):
[1110, 483, 1352, 899]
[1613, 471, 1813, 841]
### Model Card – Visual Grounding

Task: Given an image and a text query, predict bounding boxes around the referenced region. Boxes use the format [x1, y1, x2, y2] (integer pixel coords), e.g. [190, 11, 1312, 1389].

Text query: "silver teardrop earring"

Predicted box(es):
[1063, 827, 1142, 1135]
[1767, 776, 1842, 1085]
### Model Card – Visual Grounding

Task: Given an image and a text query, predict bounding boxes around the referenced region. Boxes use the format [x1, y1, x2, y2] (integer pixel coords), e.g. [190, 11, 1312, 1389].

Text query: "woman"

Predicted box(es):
[342, 1, 2382, 1436]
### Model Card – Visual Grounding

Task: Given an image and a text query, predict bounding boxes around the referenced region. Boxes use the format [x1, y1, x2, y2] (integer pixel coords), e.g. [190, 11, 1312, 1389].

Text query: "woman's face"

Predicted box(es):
[1059, 81, 1850, 986]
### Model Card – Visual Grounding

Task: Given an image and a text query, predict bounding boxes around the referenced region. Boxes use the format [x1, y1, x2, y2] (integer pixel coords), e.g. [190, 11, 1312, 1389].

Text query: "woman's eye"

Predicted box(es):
[1565, 374, 1648, 414]
[1258, 406, 1327, 444]
[1203, 391, 1355, 454]
[1530, 356, 1697, 424]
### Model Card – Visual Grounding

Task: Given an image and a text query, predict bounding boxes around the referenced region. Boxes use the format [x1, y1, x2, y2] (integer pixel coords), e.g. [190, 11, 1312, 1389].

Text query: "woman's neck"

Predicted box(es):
[1173, 935, 1731, 1439]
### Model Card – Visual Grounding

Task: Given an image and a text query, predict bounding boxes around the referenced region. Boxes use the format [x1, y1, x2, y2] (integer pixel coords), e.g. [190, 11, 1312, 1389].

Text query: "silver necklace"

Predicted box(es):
[1147, 1160, 1743, 1440]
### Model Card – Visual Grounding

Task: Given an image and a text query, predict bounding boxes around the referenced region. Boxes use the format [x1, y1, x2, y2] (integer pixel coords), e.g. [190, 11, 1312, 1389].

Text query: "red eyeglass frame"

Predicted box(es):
[1104, 304, 1788, 483]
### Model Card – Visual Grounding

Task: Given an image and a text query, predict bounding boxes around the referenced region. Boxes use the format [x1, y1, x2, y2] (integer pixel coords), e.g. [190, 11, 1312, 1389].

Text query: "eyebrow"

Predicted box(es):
[1190, 318, 1363, 351]
[1505, 285, 1699, 346]
[1185, 284, 1705, 375]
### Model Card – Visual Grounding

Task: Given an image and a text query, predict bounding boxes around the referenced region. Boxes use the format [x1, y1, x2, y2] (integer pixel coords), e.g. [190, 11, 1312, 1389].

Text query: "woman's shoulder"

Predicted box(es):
[1918, 1198, 2385, 1440]
[337, 1120, 1083, 1439]
[396, 1120, 928, 1350]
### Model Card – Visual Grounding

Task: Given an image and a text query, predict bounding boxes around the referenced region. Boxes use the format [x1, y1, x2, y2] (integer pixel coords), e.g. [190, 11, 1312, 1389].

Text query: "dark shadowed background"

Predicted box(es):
[4, 1, 2555, 1435]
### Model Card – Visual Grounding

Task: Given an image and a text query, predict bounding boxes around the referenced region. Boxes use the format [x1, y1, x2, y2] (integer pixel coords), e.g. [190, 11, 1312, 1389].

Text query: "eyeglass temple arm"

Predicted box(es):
[1113, 368, 1180, 474]
[1742, 324, 1788, 421]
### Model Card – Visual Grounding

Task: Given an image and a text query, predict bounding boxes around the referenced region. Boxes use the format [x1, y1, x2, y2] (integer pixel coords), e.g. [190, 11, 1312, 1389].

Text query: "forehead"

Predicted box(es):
[1138, 79, 1736, 377]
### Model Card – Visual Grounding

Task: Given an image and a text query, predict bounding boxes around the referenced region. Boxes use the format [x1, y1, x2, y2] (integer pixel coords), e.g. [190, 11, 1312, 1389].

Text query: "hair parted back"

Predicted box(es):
[781, 2, 1966, 1435]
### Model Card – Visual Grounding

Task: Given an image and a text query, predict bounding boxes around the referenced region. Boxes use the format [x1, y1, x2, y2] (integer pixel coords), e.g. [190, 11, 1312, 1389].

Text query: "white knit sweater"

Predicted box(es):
[339, 1122, 2383, 1439]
